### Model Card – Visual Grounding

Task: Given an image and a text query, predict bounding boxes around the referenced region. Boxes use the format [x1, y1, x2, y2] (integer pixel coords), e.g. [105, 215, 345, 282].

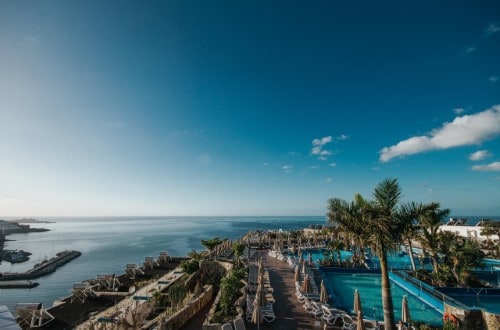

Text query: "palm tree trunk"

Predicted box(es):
[379, 253, 395, 330]
[406, 238, 416, 271]
[432, 253, 439, 273]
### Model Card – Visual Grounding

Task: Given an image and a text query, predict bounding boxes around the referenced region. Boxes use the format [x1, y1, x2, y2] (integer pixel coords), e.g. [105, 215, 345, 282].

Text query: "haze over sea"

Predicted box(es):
[1, 215, 496, 310]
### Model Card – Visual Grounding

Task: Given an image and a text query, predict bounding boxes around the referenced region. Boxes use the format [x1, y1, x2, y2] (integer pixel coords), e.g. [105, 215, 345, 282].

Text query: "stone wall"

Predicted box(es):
[444, 303, 484, 329]
[482, 310, 500, 330]
[142, 285, 214, 330]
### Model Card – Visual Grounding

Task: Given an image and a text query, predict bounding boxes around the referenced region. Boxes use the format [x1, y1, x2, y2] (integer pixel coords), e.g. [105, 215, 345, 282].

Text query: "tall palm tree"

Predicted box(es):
[417, 203, 450, 273]
[328, 178, 404, 329]
[364, 178, 403, 330]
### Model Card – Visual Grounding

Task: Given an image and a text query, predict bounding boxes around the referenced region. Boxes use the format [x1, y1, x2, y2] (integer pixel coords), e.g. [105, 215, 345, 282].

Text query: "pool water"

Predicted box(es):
[323, 272, 443, 325]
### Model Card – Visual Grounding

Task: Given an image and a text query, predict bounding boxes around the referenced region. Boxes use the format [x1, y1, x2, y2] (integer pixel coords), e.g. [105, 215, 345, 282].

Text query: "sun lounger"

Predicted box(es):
[309, 301, 324, 318]
[321, 305, 344, 326]
[221, 322, 233, 330]
[233, 318, 246, 330]
[341, 314, 357, 330]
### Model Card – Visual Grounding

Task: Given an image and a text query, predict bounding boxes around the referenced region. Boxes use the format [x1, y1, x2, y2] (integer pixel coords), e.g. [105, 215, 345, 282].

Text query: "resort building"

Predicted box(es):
[438, 219, 499, 242]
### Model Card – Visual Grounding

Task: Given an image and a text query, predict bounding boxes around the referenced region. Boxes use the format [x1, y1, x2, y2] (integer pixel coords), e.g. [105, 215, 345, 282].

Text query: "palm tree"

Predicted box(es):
[364, 178, 404, 330]
[232, 242, 245, 268]
[398, 202, 425, 271]
[417, 203, 450, 273]
[328, 178, 403, 329]
[328, 194, 369, 264]
[327, 239, 345, 266]
[201, 237, 225, 260]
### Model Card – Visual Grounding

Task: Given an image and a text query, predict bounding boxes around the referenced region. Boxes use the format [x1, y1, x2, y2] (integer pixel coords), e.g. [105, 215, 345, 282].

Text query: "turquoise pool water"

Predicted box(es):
[323, 272, 443, 325]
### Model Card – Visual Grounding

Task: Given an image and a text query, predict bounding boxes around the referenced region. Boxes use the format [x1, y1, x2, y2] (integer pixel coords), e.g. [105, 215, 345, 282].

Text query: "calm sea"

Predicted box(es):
[0, 216, 326, 310]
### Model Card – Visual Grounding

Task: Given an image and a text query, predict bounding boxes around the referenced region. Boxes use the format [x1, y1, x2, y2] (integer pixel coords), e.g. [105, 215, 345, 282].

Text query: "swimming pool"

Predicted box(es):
[323, 272, 443, 325]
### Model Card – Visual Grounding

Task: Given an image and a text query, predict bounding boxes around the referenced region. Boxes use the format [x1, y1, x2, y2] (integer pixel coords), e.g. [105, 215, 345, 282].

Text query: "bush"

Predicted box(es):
[180, 259, 199, 274]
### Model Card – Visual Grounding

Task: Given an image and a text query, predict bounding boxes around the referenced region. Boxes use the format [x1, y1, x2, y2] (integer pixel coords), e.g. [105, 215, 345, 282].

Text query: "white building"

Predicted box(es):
[438, 219, 499, 241]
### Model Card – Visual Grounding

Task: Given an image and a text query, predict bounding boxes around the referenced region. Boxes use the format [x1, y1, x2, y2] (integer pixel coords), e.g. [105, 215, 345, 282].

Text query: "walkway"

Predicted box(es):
[244, 250, 339, 330]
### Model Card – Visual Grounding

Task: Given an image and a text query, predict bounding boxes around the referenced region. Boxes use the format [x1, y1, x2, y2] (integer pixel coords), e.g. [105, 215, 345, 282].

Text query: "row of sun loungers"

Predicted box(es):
[245, 261, 276, 324]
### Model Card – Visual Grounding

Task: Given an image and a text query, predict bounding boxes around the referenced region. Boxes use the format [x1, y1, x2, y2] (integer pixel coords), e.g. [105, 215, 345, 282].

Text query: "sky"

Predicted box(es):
[0, 1, 499, 217]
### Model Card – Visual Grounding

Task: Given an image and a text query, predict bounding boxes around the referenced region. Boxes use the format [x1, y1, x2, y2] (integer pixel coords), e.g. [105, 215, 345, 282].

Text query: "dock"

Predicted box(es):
[0, 280, 39, 289]
[0, 250, 81, 281]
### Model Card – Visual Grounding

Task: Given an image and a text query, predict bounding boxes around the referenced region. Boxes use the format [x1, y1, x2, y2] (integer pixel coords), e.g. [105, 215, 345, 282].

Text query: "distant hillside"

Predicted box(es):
[9, 218, 54, 224]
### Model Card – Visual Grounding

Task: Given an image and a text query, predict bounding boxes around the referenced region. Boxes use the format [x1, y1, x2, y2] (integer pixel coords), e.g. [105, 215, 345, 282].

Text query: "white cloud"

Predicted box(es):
[312, 136, 332, 146]
[308, 165, 320, 169]
[454, 108, 465, 115]
[469, 150, 492, 161]
[471, 162, 500, 171]
[485, 23, 500, 37]
[489, 76, 499, 83]
[380, 105, 500, 162]
[328, 163, 337, 167]
[282, 165, 293, 173]
[311, 136, 334, 160]
[325, 177, 332, 183]
[337, 134, 349, 141]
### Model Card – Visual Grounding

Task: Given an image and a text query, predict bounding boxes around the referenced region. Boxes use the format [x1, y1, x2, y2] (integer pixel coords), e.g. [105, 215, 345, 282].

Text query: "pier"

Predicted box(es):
[0, 250, 81, 281]
[0, 280, 39, 289]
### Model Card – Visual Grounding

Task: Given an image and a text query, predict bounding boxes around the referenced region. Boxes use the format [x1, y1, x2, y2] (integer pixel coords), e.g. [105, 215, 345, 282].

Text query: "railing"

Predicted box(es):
[390, 270, 469, 313]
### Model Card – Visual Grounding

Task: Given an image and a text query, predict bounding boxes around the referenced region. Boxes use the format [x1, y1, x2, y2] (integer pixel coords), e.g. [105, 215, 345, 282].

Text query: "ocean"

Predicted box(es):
[0, 216, 326, 310]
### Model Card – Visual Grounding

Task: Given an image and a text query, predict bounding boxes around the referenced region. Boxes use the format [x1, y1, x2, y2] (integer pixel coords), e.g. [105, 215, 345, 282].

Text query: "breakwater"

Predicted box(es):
[0, 250, 81, 281]
[0, 280, 39, 289]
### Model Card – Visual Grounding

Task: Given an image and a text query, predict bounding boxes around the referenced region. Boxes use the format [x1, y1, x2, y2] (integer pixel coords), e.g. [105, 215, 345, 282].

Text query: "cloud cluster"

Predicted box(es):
[311, 134, 348, 160]
[312, 136, 333, 160]
[471, 162, 500, 172]
[469, 150, 492, 161]
[380, 105, 500, 162]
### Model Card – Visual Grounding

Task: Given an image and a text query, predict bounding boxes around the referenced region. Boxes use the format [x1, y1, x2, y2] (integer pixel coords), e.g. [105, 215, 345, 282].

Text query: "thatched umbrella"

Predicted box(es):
[252, 291, 263, 329]
[294, 265, 300, 282]
[401, 295, 411, 325]
[357, 310, 365, 330]
[301, 274, 312, 293]
[354, 289, 362, 315]
[320, 279, 328, 304]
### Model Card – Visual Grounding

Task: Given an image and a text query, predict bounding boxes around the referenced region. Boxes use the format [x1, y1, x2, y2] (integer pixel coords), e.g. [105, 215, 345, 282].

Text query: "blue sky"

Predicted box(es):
[0, 1, 499, 217]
